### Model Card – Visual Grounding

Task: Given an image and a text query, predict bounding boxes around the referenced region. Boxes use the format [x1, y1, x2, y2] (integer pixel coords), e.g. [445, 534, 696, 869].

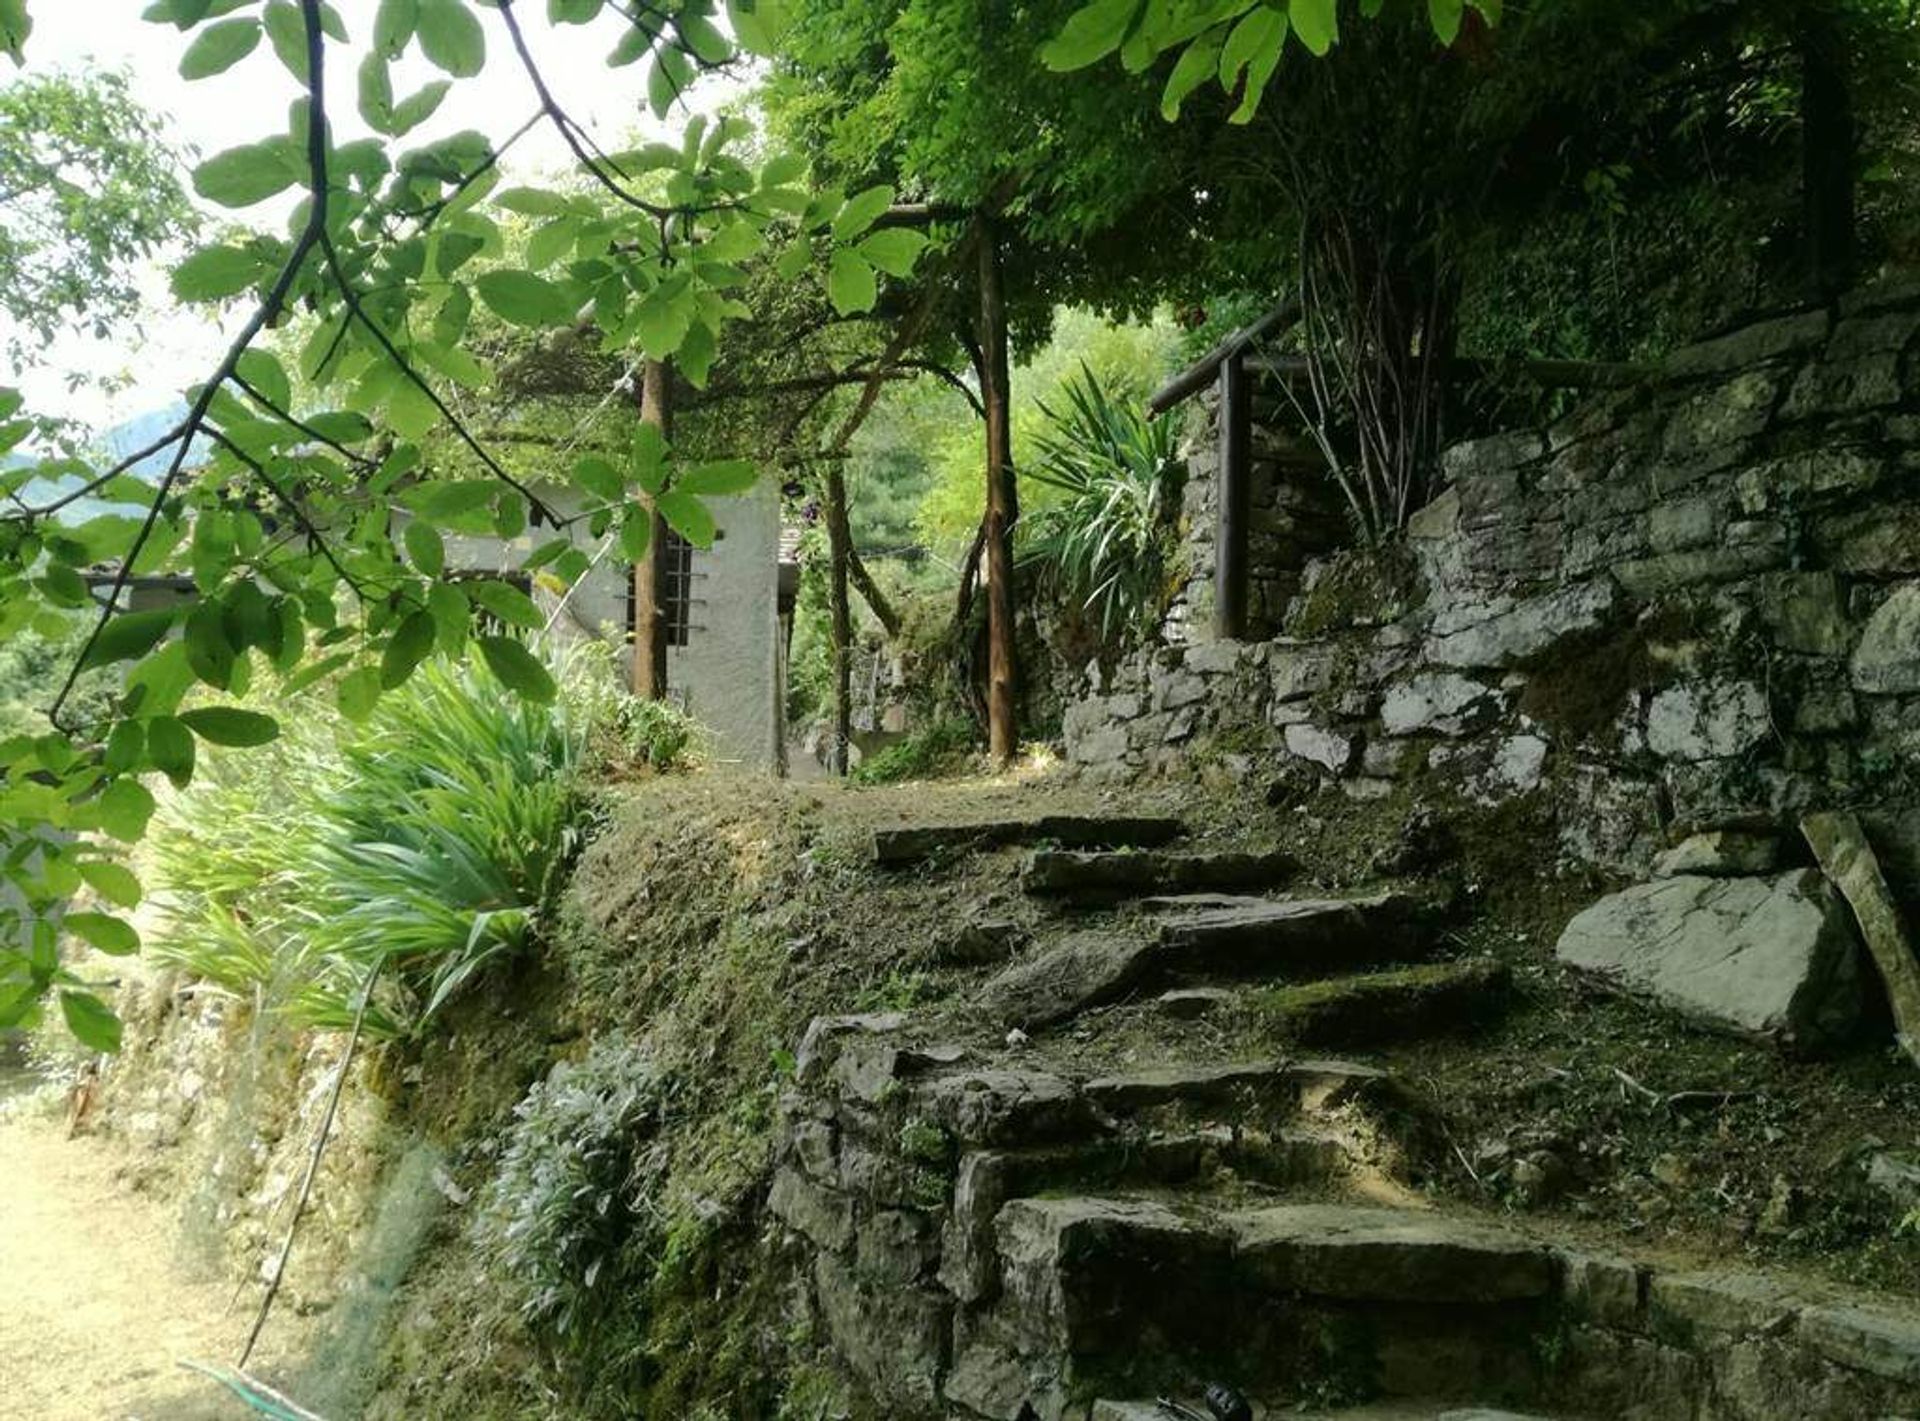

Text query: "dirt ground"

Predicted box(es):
[0, 1102, 303, 1421]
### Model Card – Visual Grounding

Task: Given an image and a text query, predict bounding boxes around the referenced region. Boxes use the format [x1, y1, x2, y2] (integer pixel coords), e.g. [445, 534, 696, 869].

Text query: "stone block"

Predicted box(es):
[856, 1206, 941, 1286]
[1230, 1204, 1552, 1303]
[1381, 671, 1498, 737]
[1754, 570, 1853, 656]
[1648, 494, 1722, 552]
[1613, 544, 1786, 597]
[1665, 309, 1832, 376]
[1646, 680, 1770, 761]
[770, 1167, 855, 1253]
[1554, 871, 1866, 1050]
[1555, 1247, 1647, 1330]
[1798, 1302, 1920, 1382]
[814, 1253, 949, 1410]
[1852, 583, 1920, 694]
[1284, 722, 1359, 775]
[1648, 1269, 1804, 1341]
[1427, 578, 1621, 670]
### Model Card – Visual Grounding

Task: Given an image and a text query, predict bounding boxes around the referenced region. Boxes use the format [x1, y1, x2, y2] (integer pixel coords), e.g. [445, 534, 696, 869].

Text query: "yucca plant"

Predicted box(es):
[1021, 363, 1181, 641]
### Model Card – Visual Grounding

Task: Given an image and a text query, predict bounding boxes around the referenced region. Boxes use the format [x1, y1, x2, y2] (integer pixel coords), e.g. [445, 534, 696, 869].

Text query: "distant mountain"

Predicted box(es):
[9, 402, 206, 523]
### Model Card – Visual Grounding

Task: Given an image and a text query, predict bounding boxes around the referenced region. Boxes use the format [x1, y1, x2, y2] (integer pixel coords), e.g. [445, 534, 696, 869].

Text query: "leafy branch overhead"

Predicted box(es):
[0, 0, 931, 1048]
[1042, 0, 1501, 121]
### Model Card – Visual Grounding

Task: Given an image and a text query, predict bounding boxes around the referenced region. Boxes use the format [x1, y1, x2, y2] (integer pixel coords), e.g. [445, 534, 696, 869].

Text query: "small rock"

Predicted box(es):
[1866, 1151, 1920, 1212]
[1759, 1174, 1804, 1235]
[1651, 1153, 1692, 1189]
[1004, 1027, 1029, 1050]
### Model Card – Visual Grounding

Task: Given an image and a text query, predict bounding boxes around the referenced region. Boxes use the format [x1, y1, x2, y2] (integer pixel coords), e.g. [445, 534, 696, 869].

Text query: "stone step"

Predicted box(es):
[870, 813, 1184, 867]
[1022, 847, 1296, 901]
[939, 1128, 1349, 1305]
[1154, 892, 1432, 978]
[1153, 958, 1513, 1048]
[979, 892, 1435, 1029]
[954, 1196, 1561, 1420]
[1226, 1203, 1553, 1303]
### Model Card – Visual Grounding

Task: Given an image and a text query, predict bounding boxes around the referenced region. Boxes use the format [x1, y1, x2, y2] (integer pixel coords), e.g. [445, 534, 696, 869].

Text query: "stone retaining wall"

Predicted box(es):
[1064, 275, 1920, 883]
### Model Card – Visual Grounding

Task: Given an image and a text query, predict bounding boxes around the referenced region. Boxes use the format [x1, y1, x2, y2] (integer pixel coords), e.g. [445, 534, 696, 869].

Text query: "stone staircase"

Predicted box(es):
[776, 812, 1920, 1420]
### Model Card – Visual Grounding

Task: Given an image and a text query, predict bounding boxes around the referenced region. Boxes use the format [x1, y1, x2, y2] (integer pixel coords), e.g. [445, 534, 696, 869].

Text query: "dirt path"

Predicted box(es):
[0, 1111, 292, 1421]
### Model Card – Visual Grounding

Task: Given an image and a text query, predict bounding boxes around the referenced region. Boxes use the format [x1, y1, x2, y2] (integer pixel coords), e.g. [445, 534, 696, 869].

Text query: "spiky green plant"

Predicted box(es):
[151, 642, 600, 1036]
[1021, 363, 1181, 641]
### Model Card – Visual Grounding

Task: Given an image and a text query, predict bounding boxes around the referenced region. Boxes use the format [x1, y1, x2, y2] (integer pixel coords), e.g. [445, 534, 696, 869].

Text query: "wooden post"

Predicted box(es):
[631, 358, 672, 699]
[825, 462, 854, 777]
[1214, 350, 1251, 641]
[978, 220, 1017, 765]
[1800, 11, 1857, 299]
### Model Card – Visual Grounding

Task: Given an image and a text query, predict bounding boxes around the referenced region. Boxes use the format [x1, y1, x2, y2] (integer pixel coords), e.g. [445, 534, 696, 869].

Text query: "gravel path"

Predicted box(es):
[0, 1111, 293, 1421]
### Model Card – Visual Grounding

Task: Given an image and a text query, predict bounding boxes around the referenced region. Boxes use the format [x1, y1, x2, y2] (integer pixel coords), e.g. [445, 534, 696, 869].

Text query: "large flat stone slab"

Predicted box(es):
[871, 814, 1183, 866]
[1251, 958, 1511, 1047]
[1022, 847, 1296, 900]
[1230, 1204, 1553, 1303]
[1554, 871, 1865, 1050]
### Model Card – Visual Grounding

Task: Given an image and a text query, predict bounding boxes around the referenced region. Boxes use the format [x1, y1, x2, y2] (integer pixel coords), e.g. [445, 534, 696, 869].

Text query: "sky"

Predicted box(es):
[5, 1, 734, 433]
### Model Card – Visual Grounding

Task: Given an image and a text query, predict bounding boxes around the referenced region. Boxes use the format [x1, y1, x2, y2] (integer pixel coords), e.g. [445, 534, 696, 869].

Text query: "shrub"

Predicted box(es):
[151, 643, 600, 1035]
[848, 719, 977, 784]
[472, 1034, 666, 1343]
[1020, 363, 1181, 641]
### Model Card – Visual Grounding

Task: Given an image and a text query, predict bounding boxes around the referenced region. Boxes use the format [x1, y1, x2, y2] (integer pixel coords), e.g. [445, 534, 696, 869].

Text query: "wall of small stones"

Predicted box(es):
[1064, 275, 1920, 885]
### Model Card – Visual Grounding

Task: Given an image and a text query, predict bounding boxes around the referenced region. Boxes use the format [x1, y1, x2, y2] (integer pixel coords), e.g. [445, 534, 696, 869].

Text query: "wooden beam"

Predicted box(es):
[1148, 297, 1301, 419]
[825, 461, 855, 777]
[1244, 352, 1655, 390]
[978, 220, 1018, 766]
[1214, 351, 1251, 642]
[631, 358, 671, 700]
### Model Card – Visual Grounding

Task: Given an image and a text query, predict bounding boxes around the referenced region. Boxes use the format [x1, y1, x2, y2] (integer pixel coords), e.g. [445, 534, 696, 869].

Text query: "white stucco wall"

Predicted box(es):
[415, 481, 783, 772]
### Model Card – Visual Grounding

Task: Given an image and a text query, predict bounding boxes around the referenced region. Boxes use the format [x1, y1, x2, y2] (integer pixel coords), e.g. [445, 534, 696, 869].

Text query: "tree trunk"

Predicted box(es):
[977, 222, 1018, 766]
[825, 461, 855, 777]
[631, 359, 672, 699]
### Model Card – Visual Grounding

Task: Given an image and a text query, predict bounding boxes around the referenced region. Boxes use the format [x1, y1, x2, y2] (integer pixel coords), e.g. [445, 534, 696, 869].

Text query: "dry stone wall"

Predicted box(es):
[1065, 275, 1920, 887]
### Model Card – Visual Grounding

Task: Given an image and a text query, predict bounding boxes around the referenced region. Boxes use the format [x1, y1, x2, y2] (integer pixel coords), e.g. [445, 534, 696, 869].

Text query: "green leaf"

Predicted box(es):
[417, 0, 485, 76]
[827, 250, 878, 315]
[381, 610, 439, 689]
[1428, 0, 1463, 43]
[573, 456, 625, 502]
[79, 861, 142, 911]
[832, 184, 894, 240]
[337, 664, 383, 721]
[678, 460, 758, 496]
[477, 636, 556, 702]
[180, 16, 261, 77]
[634, 286, 695, 360]
[183, 602, 235, 689]
[475, 270, 576, 328]
[404, 519, 446, 576]
[855, 228, 928, 278]
[619, 508, 653, 563]
[81, 609, 175, 671]
[465, 580, 542, 629]
[172, 245, 269, 302]
[656, 490, 716, 547]
[60, 991, 123, 1054]
[390, 78, 452, 135]
[194, 138, 303, 208]
[96, 779, 156, 843]
[1290, 0, 1337, 54]
[1161, 26, 1225, 119]
[1227, 9, 1288, 120]
[179, 707, 281, 747]
[375, 0, 418, 54]
[1042, 0, 1142, 71]
[67, 912, 140, 957]
[359, 50, 395, 129]
[147, 715, 196, 789]
[428, 581, 470, 654]
[236, 348, 292, 410]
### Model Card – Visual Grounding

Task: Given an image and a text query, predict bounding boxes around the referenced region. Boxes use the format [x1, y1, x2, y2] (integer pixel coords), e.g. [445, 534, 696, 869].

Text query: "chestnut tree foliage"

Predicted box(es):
[0, 0, 1461, 1051]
